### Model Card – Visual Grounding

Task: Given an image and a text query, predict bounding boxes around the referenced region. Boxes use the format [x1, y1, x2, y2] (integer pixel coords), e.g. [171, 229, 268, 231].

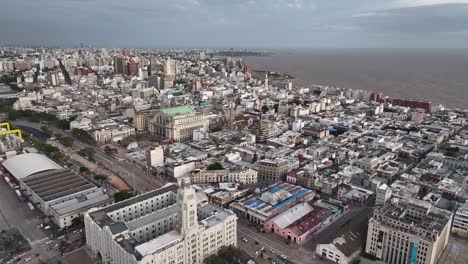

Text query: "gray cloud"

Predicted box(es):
[0, 0, 467, 48]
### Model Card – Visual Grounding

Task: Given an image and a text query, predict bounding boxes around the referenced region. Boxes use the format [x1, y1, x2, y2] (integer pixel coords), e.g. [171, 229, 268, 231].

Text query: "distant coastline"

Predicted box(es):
[243, 50, 468, 109]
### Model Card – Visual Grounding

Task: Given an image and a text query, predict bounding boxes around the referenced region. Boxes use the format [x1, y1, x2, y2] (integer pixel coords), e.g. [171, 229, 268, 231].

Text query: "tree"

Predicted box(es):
[104, 146, 117, 156]
[94, 174, 109, 186]
[40, 125, 53, 137]
[114, 190, 134, 202]
[54, 133, 63, 139]
[59, 136, 74, 148]
[78, 147, 95, 160]
[71, 217, 83, 227]
[261, 105, 269, 114]
[72, 128, 95, 145]
[210, 127, 223, 133]
[79, 166, 90, 173]
[207, 162, 224, 171]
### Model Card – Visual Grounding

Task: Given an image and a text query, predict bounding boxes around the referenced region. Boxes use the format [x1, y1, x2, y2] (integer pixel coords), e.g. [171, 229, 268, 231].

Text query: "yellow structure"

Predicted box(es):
[0, 122, 22, 139]
[0, 122, 11, 131]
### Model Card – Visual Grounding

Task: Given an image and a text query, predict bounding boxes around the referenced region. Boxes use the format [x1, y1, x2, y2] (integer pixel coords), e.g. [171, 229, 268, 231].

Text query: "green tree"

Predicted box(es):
[207, 162, 224, 170]
[79, 166, 90, 173]
[72, 128, 95, 145]
[59, 136, 74, 148]
[94, 174, 109, 186]
[40, 125, 53, 136]
[114, 190, 134, 202]
[104, 146, 117, 156]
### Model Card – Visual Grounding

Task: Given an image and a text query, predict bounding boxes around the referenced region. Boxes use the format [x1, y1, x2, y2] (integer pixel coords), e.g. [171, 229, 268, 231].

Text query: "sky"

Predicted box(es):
[1, 0, 468, 48]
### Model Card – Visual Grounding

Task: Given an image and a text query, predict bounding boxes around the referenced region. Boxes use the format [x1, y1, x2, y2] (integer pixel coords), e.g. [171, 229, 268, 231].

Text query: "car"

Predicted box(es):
[23, 257, 31, 263]
[280, 255, 287, 259]
[242, 237, 248, 243]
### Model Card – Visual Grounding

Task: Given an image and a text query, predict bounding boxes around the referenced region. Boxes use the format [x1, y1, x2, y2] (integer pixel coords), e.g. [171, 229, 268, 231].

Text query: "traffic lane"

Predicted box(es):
[237, 224, 309, 264]
[303, 206, 372, 250]
[0, 179, 63, 263]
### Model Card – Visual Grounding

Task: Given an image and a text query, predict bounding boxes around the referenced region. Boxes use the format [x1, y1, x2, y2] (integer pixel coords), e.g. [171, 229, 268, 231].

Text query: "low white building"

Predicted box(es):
[316, 231, 363, 264]
[85, 179, 237, 264]
[375, 184, 392, 206]
[93, 125, 136, 144]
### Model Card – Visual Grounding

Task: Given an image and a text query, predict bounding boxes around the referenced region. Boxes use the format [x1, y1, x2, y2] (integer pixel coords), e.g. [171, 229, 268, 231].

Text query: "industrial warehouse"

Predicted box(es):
[1, 152, 112, 228]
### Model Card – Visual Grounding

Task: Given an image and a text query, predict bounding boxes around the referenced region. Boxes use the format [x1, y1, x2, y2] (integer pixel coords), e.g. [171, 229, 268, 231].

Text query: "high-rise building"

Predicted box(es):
[148, 106, 209, 141]
[122, 48, 130, 57]
[84, 179, 237, 264]
[365, 199, 452, 264]
[114, 55, 128, 75]
[127, 59, 139, 75]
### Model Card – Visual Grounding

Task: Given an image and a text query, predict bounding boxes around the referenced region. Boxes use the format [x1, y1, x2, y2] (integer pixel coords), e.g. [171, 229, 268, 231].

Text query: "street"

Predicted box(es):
[237, 206, 372, 264]
[11, 120, 165, 193]
[0, 176, 63, 263]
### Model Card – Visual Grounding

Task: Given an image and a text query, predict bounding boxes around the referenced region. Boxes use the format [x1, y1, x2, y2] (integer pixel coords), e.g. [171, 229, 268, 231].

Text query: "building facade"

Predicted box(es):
[452, 200, 468, 237]
[149, 106, 209, 142]
[93, 125, 136, 144]
[85, 179, 237, 264]
[257, 159, 290, 184]
[365, 199, 452, 264]
[191, 169, 258, 185]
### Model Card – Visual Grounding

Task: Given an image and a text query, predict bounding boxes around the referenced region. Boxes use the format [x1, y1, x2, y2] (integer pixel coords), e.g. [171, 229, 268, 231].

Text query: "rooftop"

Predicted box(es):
[22, 168, 96, 202]
[161, 105, 195, 116]
[2, 153, 62, 179]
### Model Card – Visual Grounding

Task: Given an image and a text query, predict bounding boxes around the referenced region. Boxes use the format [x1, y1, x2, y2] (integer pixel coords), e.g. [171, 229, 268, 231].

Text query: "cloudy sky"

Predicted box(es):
[1, 0, 468, 48]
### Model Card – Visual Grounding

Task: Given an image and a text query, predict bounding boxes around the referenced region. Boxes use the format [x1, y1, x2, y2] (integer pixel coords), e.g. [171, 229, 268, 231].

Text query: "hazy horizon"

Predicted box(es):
[2, 1, 468, 49]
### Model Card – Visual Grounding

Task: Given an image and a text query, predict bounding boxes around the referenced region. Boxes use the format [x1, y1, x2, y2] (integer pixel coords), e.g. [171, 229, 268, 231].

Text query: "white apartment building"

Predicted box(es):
[70, 117, 93, 131]
[93, 125, 136, 144]
[365, 199, 452, 264]
[375, 184, 392, 206]
[85, 179, 237, 264]
[149, 106, 209, 142]
[452, 200, 468, 237]
[191, 169, 258, 185]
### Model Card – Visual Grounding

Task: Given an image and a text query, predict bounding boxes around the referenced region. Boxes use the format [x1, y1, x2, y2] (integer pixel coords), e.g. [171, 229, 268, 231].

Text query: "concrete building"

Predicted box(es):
[365, 199, 452, 264]
[230, 182, 315, 225]
[84, 179, 237, 264]
[134, 113, 149, 133]
[252, 119, 283, 143]
[257, 159, 290, 184]
[375, 184, 392, 206]
[93, 125, 136, 144]
[149, 106, 209, 142]
[146, 146, 164, 168]
[2, 153, 112, 228]
[191, 169, 257, 185]
[452, 200, 468, 237]
[316, 231, 364, 264]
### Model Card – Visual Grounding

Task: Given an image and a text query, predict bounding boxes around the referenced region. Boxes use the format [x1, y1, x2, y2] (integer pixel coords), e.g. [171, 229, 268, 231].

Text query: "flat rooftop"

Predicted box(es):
[22, 168, 96, 202]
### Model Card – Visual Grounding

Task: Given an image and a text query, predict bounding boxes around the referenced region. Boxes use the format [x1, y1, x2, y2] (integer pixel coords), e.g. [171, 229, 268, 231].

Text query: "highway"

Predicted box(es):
[11, 120, 164, 193]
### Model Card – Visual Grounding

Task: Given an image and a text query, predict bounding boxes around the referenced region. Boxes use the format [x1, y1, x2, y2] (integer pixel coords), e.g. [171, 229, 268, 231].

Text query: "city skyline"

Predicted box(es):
[1, 0, 468, 48]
